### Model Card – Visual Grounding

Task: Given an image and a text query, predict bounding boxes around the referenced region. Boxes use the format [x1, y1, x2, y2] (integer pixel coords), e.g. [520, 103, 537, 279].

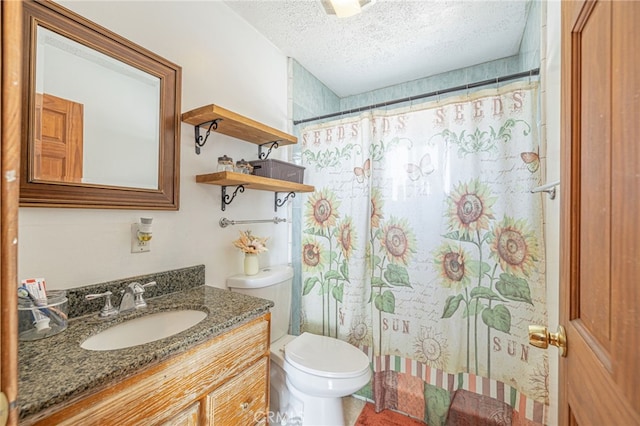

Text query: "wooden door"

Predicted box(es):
[1, 1, 22, 425]
[560, 1, 640, 425]
[33, 93, 83, 183]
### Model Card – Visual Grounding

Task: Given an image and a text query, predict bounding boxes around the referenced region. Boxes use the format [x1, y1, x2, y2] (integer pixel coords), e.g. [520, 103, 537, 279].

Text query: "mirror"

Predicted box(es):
[21, 0, 182, 209]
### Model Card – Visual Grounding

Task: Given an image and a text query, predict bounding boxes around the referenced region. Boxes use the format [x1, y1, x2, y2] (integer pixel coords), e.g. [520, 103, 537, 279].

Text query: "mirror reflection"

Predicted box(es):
[21, 0, 181, 210]
[34, 26, 160, 189]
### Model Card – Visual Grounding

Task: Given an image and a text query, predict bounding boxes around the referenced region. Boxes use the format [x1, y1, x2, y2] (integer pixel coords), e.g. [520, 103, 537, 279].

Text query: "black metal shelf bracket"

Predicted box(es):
[194, 119, 223, 155]
[274, 192, 296, 211]
[221, 185, 245, 211]
[258, 141, 281, 160]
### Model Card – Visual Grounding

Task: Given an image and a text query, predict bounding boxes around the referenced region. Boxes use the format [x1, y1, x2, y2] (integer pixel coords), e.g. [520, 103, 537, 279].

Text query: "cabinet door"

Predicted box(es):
[208, 357, 268, 425]
[160, 402, 199, 426]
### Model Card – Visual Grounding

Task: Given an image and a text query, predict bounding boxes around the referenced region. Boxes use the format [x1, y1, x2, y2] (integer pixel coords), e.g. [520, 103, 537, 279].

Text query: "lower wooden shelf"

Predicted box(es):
[196, 171, 314, 192]
[196, 171, 315, 211]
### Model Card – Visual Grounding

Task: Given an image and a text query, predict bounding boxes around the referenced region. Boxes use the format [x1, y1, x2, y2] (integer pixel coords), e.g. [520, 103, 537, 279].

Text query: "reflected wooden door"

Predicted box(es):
[560, 1, 640, 425]
[34, 93, 83, 182]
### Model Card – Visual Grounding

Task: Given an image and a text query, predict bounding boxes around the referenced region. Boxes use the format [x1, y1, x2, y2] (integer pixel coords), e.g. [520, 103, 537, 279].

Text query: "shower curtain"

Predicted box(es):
[298, 82, 548, 425]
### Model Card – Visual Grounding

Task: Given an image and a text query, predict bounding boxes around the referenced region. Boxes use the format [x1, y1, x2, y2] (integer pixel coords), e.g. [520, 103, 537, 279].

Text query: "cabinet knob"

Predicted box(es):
[240, 401, 249, 410]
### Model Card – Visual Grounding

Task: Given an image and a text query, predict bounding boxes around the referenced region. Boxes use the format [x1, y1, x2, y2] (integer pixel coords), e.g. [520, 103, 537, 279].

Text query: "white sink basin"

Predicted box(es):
[81, 310, 207, 351]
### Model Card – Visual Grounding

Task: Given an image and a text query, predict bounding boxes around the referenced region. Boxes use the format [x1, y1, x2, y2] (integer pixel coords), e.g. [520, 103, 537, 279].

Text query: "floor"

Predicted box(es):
[343, 396, 367, 425]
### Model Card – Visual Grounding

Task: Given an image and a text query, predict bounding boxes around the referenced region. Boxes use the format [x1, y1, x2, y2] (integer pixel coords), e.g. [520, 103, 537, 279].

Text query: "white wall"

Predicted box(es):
[19, 1, 292, 290]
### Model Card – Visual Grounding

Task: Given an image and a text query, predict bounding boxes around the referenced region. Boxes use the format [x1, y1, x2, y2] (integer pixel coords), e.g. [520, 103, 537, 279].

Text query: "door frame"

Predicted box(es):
[558, 2, 579, 422]
[1, 1, 22, 424]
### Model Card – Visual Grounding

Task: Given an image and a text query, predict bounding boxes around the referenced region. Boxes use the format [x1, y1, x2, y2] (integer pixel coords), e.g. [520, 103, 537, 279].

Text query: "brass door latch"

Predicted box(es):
[528, 324, 567, 357]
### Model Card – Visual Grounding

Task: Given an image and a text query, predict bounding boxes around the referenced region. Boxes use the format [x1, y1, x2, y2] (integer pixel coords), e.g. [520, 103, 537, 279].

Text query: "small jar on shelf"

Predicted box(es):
[234, 159, 253, 174]
[217, 155, 234, 172]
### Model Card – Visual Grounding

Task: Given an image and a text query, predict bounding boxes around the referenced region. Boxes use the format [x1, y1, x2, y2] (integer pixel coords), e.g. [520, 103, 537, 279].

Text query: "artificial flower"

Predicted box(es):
[232, 230, 269, 254]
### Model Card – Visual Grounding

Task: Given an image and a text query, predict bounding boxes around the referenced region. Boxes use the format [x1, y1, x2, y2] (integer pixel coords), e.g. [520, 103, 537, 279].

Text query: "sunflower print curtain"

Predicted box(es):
[298, 81, 547, 425]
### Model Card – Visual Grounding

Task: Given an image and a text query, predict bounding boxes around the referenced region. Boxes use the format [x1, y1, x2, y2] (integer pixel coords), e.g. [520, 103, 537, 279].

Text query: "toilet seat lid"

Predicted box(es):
[284, 332, 370, 378]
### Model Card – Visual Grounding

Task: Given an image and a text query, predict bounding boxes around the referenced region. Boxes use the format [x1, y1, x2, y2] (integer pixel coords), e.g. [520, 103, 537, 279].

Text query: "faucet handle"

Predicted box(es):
[86, 291, 118, 318]
[133, 281, 156, 309]
[142, 281, 157, 289]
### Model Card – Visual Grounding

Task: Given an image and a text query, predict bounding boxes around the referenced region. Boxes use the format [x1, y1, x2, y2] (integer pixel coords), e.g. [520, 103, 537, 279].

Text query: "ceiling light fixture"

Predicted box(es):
[321, 0, 374, 18]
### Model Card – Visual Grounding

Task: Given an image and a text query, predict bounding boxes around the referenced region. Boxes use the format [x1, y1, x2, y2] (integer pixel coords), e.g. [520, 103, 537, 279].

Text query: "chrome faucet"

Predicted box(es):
[119, 281, 156, 313]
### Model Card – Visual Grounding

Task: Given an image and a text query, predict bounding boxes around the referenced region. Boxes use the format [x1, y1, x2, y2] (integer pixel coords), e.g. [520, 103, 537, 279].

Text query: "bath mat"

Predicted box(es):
[355, 403, 426, 426]
[445, 389, 513, 425]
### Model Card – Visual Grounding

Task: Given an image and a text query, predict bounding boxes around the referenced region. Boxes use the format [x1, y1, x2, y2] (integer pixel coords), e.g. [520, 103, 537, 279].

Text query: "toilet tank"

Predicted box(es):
[226, 265, 293, 343]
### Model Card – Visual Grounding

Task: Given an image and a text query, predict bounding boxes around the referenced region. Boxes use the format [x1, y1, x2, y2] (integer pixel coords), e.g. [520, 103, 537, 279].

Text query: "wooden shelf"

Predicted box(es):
[185, 104, 312, 210]
[182, 104, 297, 147]
[196, 171, 314, 193]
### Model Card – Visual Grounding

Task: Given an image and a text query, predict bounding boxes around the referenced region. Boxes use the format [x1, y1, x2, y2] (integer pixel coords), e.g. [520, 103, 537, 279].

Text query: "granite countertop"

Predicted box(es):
[18, 285, 274, 420]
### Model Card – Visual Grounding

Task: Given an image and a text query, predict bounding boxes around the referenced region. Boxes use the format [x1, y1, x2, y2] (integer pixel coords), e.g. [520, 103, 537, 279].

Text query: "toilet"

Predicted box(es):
[227, 265, 371, 426]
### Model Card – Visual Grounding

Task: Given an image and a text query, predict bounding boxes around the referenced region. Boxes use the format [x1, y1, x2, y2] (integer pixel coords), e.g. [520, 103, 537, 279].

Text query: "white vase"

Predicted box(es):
[244, 253, 259, 275]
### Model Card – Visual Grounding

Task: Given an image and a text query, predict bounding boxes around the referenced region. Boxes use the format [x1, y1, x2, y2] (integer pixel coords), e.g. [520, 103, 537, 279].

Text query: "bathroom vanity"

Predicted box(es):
[18, 285, 273, 425]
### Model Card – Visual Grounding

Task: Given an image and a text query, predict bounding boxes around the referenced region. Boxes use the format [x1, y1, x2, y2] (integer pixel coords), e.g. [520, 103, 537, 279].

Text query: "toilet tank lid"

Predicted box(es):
[227, 265, 293, 288]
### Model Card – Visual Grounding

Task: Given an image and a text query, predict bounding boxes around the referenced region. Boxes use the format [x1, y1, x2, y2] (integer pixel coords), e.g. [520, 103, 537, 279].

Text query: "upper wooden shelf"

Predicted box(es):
[196, 171, 314, 193]
[182, 104, 297, 147]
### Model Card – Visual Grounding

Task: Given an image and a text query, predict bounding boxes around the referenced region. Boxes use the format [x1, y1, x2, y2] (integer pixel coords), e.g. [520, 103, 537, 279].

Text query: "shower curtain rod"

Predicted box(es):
[293, 68, 540, 126]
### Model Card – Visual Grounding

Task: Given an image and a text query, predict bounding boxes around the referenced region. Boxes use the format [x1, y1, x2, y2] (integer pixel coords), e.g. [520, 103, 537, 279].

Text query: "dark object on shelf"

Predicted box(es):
[249, 159, 305, 184]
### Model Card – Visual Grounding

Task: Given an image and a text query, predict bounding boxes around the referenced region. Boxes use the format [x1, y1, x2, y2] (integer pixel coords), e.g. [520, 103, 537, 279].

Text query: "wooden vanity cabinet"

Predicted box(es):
[24, 314, 271, 426]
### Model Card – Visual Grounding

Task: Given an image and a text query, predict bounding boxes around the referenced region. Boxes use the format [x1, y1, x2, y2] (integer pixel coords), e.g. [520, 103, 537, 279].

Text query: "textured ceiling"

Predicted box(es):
[224, 0, 530, 97]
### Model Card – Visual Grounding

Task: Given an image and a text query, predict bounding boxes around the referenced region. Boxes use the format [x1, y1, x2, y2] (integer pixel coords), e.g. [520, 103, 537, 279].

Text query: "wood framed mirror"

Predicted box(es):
[20, 0, 181, 209]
